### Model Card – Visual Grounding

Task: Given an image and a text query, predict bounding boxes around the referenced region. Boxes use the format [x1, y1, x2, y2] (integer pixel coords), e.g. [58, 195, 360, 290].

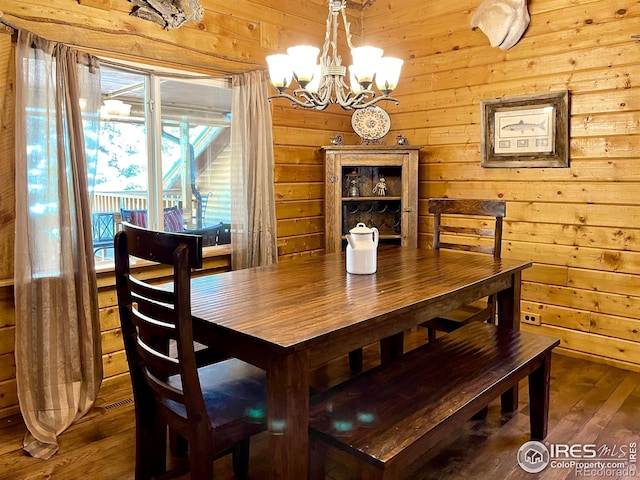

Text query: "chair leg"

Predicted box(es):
[231, 439, 251, 478]
[427, 327, 437, 342]
[189, 436, 214, 480]
[136, 414, 167, 480]
[169, 430, 188, 457]
[309, 437, 328, 480]
[184, 424, 214, 480]
[471, 406, 489, 420]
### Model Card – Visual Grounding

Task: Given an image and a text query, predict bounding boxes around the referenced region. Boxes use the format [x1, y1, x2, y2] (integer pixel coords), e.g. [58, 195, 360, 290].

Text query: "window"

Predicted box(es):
[91, 62, 232, 259]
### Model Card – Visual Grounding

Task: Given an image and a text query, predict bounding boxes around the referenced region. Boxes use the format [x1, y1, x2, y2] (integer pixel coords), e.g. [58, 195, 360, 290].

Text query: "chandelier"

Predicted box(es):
[266, 0, 403, 111]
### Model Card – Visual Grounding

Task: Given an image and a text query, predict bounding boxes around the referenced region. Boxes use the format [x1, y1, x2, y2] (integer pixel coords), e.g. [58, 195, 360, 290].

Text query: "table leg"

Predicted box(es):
[497, 271, 522, 412]
[267, 351, 310, 480]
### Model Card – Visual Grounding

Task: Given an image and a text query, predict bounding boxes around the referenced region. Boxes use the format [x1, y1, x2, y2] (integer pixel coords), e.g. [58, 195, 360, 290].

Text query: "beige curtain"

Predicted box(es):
[230, 70, 278, 269]
[14, 30, 102, 460]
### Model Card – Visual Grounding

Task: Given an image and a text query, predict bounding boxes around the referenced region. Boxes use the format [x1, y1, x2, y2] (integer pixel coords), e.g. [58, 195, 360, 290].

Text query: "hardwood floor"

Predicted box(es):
[1, 328, 639, 480]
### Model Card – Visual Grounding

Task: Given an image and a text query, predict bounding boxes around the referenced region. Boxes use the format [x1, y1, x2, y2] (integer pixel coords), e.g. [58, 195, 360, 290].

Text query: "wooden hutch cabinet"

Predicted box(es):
[323, 145, 420, 253]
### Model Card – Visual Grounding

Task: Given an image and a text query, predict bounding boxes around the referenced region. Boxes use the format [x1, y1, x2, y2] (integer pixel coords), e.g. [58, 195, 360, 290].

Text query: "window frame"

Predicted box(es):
[92, 59, 232, 265]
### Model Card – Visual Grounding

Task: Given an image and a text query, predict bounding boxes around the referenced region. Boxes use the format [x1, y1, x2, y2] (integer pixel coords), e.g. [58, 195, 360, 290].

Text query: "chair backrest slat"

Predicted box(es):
[129, 276, 174, 305]
[439, 225, 496, 237]
[120, 221, 203, 268]
[438, 242, 496, 256]
[135, 334, 182, 383]
[428, 198, 506, 217]
[429, 198, 506, 259]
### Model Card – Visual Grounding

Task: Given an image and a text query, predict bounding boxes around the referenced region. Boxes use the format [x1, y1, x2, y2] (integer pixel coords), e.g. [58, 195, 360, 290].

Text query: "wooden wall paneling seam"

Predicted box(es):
[277, 217, 325, 237]
[567, 268, 640, 297]
[398, 42, 640, 98]
[368, 3, 639, 59]
[421, 159, 640, 182]
[0, 379, 18, 411]
[0, 354, 16, 382]
[521, 282, 640, 320]
[420, 181, 640, 206]
[523, 323, 640, 366]
[521, 300, 592, 332]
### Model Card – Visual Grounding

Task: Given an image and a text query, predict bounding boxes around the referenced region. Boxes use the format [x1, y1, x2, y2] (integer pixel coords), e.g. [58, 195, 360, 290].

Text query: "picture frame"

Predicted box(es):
[480, 90, 569, 168]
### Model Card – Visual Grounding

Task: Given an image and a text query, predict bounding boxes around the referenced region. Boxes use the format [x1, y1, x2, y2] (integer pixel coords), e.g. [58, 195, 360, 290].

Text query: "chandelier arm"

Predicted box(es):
[318, 78, 335, 106]
[333, 75, 356, 107]
[349, 95, 400, 110]
[340, 1, 356, 51]
[295, 89, 332, 109]
[268, 91, 326, 109]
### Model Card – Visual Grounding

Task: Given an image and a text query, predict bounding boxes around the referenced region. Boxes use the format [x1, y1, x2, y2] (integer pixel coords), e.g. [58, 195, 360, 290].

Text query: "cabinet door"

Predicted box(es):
[401, 151, 419, 248]
[324, 151, 343, 253]
[323, 146, 420, 253]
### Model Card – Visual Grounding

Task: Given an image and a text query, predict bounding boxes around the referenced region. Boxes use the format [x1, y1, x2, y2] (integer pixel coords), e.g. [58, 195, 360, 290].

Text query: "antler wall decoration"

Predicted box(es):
[129, 0, 204, 30]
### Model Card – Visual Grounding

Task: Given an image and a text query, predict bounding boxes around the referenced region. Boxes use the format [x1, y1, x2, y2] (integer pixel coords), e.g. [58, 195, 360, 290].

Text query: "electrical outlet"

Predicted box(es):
[521, 312, 541, 326]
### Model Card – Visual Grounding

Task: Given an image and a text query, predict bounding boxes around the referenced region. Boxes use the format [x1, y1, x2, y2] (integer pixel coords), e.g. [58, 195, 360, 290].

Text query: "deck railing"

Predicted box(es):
[91, 190, 184, 213]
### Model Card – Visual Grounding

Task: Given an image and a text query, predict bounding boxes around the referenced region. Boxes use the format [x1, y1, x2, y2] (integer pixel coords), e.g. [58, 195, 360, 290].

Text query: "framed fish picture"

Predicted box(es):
[480, 90, 569, 168]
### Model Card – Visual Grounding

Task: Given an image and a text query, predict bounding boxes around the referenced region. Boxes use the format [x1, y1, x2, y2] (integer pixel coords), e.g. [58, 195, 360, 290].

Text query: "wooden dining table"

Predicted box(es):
[190, 247, 532, 479]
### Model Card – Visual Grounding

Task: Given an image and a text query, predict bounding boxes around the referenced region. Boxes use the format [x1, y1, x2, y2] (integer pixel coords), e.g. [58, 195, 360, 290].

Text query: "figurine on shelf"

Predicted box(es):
[373, 176, 387, 196]
[346, 169, 361, 197]
[330, 134, 344, 146]
[349, 178, 360, 197]
[396, 133, 409, 145]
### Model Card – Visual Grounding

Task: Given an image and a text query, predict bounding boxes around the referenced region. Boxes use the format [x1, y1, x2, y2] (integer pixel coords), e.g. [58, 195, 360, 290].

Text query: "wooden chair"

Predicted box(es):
[115, 222, 267, 480]
[422, 198, 506, 341]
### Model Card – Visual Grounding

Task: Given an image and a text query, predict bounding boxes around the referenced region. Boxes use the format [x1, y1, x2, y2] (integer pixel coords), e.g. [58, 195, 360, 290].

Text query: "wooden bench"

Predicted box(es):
[308, 322, 560, 480]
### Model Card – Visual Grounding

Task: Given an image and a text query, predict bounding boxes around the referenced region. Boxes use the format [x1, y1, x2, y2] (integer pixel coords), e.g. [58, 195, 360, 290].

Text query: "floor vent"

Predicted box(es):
[104, 398, 134, 410]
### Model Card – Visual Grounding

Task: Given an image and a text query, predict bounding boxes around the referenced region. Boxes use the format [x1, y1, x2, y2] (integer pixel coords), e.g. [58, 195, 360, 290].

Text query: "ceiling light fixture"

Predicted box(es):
[101, 99, 132, 117]
[266, 0, 403, 111]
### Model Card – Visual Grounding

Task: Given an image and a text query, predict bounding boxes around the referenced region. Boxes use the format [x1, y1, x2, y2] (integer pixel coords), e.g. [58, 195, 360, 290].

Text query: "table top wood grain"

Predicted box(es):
[191, 248, 531, 362]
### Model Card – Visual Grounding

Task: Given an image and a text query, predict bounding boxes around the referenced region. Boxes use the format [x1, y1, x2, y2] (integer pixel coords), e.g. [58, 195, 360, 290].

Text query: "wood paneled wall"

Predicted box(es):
[362, 0, 640, 370]
[0, 0, 638, 417]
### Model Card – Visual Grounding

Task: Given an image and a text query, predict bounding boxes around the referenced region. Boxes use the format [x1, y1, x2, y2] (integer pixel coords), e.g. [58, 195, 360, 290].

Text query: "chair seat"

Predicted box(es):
[165, 358, 267, 432]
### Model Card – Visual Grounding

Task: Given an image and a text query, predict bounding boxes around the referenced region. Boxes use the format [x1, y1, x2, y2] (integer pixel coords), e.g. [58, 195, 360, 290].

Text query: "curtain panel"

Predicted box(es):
[14, 30, 102, 460]
[230, 70, 278, 269]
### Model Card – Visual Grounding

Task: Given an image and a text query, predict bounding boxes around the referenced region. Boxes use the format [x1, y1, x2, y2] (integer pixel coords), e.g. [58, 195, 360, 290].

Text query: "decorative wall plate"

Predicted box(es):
[351, 106, 391, 142]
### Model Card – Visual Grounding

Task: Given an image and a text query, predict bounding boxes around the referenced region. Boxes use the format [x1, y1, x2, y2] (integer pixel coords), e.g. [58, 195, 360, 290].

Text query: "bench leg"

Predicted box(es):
[528, 352, 552, 440]
[380, 332, 404, 365]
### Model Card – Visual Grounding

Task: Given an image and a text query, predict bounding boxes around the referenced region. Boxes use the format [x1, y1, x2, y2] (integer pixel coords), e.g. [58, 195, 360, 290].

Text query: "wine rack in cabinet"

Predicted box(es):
[323, 145, 420, 253]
